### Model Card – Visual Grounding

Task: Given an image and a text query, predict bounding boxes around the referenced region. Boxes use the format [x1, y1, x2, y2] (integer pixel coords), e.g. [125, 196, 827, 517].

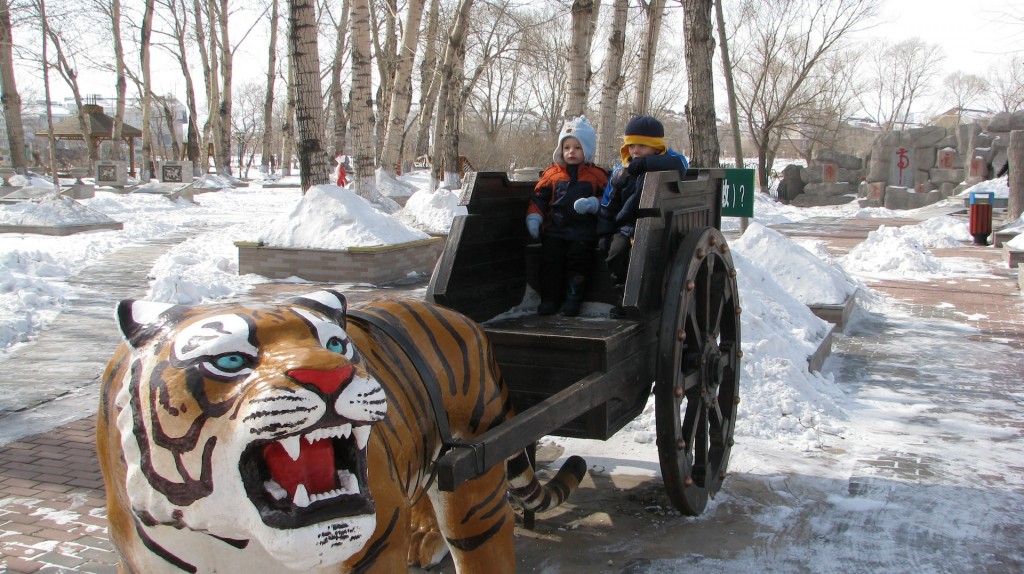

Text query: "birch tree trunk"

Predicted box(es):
[203, 0, 222, 173]
[0, 0, 27, 173]
[596, 0, 627, 167]
[330, 0, 350, 156]
[260, 0, 278, 175]
[110, 0, 126, 161]
[430, 0, 473, 190]
[38, 0, 58, 193]
[215, 0, 232, 176]
[372, 0, 397, 157]
[168, 0, 202, 174]
[379, 0, 425, 175]
[140, 0, 155, 180]
[350, 0, 377, 191]
[682, 0, 719, 168]
[565, 0, 598, 118]
[288, 0, 331, 192]
[413, 0, 440, 159]
[634, 0, 664, 115]
[191, 0, 212, 171]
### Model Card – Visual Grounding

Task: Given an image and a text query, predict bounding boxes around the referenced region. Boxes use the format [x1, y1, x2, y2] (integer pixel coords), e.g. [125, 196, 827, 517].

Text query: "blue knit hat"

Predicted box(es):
[553, 116, 597, 165]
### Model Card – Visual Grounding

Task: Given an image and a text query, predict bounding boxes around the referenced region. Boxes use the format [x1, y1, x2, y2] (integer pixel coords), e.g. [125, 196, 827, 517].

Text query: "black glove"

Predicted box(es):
[626, 157, 648, 175]
[610, 167, 630, 187]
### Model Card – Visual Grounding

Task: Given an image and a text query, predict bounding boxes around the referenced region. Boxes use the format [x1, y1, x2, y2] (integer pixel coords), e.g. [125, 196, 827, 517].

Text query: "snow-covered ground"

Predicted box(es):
[0, 167, 1021, 570]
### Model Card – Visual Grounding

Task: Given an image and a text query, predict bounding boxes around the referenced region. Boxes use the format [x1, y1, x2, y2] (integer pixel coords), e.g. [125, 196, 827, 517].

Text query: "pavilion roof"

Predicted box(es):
[34, 104, 142, 139]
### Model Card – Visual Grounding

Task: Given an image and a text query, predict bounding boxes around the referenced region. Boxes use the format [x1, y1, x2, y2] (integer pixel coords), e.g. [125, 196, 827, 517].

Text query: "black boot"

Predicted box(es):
[609, 284, 625, 319]
[561, 275, 585, 317]
[537, 300, 560, 315]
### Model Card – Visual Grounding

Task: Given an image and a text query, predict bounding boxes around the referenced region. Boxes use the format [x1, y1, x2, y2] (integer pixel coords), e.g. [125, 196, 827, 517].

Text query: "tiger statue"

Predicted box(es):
[97, 290, 587, 573]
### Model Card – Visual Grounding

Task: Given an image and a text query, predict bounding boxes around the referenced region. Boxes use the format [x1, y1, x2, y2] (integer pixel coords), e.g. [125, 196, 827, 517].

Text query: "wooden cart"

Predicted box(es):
[425, 168, 741, 516]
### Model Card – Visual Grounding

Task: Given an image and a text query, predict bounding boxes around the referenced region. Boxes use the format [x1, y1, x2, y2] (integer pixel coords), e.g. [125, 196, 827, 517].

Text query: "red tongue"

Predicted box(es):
[263, 438, 337, 500]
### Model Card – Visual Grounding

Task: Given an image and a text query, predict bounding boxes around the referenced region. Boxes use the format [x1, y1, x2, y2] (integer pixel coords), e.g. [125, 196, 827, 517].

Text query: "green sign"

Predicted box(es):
[722, 168, 755, 218]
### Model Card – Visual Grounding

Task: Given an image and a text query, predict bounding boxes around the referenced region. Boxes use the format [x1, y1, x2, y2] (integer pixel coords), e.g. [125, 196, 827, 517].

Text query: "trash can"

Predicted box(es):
[969, 191, 994, 245]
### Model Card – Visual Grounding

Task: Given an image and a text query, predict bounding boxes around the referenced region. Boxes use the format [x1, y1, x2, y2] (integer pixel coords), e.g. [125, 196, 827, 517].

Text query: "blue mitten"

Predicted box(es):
[526, 214, 543, 239]
[574, 196, 599, 215]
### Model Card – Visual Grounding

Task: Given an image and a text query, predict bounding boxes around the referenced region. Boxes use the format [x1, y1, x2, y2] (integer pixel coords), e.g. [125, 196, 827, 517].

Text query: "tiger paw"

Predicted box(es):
[409, 528, 449, 568]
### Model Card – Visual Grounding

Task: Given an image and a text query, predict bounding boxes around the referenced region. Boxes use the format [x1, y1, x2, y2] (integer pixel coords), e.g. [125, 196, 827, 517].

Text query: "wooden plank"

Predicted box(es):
[435, 361, 638, 491]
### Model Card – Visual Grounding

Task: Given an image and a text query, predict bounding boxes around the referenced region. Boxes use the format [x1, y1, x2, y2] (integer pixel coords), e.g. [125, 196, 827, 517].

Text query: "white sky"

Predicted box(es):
[874, 0, 1023, 76]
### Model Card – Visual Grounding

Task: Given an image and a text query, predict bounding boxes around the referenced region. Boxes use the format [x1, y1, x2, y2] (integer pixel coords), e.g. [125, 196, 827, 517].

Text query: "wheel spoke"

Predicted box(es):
[656, 228, 741, 516]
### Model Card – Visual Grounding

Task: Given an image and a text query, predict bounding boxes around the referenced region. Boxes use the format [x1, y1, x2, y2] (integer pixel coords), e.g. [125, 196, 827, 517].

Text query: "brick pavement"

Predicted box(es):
[1, 213, 1021, 573]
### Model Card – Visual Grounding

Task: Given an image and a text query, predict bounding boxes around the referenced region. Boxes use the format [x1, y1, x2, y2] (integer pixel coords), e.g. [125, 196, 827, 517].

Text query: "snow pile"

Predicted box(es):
[841, 225, 947, 278]
[397, 187, 467, 235]
[731, 221, 857, 305]
[955, 174, 1009, 199]
[257, 184, 429, 249]
[0, 196, 116, 226]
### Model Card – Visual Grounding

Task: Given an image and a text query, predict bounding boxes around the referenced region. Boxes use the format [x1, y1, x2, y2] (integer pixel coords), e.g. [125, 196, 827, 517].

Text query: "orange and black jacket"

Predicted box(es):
[528, 163, 608, 242]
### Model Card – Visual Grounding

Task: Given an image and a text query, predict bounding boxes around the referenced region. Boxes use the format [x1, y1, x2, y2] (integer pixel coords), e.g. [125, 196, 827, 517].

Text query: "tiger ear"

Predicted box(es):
[286, 290, 348, 327]
[115, 299, 181, 349]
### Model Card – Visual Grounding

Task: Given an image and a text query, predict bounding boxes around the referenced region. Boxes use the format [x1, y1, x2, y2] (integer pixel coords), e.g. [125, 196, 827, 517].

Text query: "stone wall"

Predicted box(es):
[856, 115, 1023, 209]
[777, 150, 864, 206]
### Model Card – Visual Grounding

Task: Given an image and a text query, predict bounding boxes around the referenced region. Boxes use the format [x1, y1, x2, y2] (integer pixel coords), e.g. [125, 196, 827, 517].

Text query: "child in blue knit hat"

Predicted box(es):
[525, 116, 608, 316]
[598, 115, 689, 318]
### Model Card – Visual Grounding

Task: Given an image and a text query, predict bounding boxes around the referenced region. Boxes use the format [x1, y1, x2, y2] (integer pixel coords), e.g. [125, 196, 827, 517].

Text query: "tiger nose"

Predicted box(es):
[287, 365, 354, 395]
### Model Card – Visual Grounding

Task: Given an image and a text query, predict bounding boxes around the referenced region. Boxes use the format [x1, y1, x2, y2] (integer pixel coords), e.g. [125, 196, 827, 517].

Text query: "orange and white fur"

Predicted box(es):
[97, 290, 585, 573]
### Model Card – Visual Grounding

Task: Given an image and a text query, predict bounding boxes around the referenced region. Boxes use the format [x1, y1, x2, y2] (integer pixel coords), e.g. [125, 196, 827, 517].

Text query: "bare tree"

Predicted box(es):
[565, 0, 599, 118]
[682, 0, 719, 168]
[595, 0, 627, 167]
[287, 0, 330, 191]
[521, 13, 569, 136]
[379, 0, 425, 175]
[327, 0, 350, 157]
[944, 71, 989, 114]
[729, 0, 880, 192]
[858, 37, 944, 132]
[159, 0, 202, 174]
[633, 0, 664, 115]
[37, 0, 57, 188]
[350, 0, 377, 193]
[140, 0, 155, 179]
[40, 2, 100, 172]
[260, 0, 278, 175]
[0, 0, 28, 173]
[987, 54, 1024, 112]
[213, 0, 232, 176]
[430, 0, 474, 189]
[412, 0, 440, 159]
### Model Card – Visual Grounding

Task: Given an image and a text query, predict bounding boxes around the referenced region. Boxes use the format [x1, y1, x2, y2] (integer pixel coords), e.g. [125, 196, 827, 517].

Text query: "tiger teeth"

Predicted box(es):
[304, 423, 352, 444]
[353, 426, 370, 449]
[263, 472, 361, 507]
[293, 484, 310, 507]
[279, 435, 302, 461]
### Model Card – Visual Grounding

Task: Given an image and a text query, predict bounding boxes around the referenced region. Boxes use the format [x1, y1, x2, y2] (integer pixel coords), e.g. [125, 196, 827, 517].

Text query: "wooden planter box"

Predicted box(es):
[236, 237, 445, 284]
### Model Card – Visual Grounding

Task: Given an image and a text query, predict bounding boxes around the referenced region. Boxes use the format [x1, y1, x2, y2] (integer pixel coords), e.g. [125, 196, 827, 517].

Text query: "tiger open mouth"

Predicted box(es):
[240, 423, 375, 529]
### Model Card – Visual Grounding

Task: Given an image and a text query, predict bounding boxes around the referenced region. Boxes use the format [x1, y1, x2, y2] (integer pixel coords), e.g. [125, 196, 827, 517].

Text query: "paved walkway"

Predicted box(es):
[0, 211, 1021, 573]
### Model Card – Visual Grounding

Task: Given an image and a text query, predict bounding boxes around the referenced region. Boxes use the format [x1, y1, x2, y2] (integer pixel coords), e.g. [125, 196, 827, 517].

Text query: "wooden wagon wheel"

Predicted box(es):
[655, 226, 741, 515]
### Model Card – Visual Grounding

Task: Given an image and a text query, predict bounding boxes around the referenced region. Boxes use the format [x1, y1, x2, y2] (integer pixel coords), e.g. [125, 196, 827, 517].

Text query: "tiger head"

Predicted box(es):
[110, 290, 386, 570]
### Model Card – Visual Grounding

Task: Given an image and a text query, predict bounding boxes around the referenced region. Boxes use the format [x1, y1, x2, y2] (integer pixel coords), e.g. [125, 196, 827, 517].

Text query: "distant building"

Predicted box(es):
[0, 94, 187, 168]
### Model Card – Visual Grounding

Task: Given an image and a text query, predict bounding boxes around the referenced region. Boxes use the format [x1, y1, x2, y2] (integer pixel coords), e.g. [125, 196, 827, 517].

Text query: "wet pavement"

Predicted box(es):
[1, 208, 1022, 573]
